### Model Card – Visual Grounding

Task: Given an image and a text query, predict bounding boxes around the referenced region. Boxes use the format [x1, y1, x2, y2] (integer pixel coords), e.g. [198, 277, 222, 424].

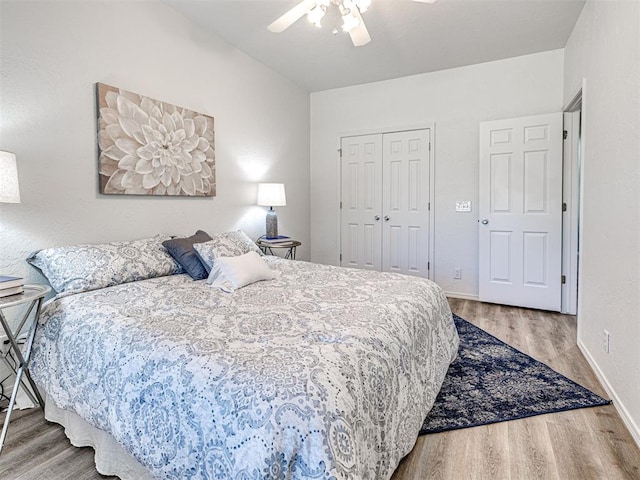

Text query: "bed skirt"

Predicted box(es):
[44, 394, 152, 479]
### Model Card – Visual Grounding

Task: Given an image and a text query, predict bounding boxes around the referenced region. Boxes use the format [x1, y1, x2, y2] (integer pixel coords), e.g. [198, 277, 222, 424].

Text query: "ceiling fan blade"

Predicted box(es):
[411, 0, 437, 3]
[268, 0, 316, 33]
[349, 7, 371, 47]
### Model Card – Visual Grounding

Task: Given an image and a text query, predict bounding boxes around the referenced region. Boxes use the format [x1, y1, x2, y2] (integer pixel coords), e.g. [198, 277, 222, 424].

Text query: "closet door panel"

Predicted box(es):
[382, 130, 430, 277]
[340, 134, 383, 270]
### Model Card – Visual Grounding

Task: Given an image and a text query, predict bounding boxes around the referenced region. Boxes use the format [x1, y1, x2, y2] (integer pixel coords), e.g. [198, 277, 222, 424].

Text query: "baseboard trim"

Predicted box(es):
[444, 291, 480, 301]
[578, 339, 640, 448]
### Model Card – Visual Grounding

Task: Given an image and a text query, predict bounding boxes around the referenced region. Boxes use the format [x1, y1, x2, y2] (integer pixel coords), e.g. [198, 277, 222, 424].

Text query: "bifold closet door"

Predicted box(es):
[341, 129, 430, 277]
[382, 130, 430, 277]
[340, 134, 383, 271]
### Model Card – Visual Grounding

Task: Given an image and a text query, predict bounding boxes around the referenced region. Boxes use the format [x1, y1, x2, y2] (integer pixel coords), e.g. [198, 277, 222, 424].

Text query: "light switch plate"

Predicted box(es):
[456, 201, 472, 212]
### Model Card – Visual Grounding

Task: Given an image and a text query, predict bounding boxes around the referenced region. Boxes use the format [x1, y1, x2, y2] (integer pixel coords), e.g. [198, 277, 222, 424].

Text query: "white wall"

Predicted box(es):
[310, 50, 564, 298]
[0, 1, 310, 288]
[563, 0, 640, 444]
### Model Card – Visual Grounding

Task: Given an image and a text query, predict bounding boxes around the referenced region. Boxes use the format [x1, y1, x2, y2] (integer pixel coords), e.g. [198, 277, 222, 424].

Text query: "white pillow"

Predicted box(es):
[206, 251, 278, 292]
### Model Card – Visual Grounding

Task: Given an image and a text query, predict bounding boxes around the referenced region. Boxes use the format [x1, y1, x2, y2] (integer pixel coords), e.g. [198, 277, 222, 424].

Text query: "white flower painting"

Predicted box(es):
[97, 83, 215, 196]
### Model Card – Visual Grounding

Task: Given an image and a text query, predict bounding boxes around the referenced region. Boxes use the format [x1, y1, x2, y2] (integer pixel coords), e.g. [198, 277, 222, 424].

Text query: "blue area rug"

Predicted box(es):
[420, 314, 611, 434]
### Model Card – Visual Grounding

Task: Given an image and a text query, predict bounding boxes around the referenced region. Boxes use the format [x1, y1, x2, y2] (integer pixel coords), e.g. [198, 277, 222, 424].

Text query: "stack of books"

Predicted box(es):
[260, 235, 291, 244]
[0, 275, 24, 298]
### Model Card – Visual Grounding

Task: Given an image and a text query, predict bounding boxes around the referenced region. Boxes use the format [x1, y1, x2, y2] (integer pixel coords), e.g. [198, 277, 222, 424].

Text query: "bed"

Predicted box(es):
[28, 233, 459, 479]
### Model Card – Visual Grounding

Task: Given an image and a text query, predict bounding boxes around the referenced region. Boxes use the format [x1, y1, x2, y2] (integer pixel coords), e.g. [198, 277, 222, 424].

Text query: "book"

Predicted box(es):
[0, 275, 24, 290]
[0, 285, 24, 298]
[260, 236, 291, 244]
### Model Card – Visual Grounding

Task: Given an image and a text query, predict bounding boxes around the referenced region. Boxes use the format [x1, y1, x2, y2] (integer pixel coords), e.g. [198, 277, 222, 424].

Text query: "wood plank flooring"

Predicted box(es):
[1, 299, 638, 479]
[392, 299, 640, 480]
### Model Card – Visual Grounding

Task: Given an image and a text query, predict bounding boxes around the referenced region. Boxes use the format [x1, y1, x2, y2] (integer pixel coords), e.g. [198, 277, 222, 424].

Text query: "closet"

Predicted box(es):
[340, 128, 432, 278]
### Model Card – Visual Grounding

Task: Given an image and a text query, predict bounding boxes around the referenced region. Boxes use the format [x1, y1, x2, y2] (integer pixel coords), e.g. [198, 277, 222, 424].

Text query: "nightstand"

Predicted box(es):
[256, 239, 302, 260]
[0, 284, 50, 453]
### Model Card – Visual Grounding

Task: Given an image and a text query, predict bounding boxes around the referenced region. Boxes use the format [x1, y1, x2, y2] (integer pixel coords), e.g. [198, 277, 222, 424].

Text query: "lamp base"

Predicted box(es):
[265, 209, 278, 239]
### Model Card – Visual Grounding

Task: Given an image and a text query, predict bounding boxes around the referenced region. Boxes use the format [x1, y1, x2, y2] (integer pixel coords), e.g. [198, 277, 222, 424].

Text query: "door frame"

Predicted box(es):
[335, 123, 436, 281]
[562, 108, 581, 315]
[562, 83, 586, 323]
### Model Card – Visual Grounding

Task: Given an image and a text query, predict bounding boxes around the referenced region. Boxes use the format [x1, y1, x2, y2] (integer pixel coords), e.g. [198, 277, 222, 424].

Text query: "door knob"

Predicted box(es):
[384, 216, 390, 222]
[481, 219, 489, 225]
[374, 215, 380, 221]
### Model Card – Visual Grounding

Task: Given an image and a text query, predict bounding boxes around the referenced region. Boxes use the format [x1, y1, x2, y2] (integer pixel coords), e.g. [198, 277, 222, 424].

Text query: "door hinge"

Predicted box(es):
[339, 201, 342, 209]
[428, 261, 430, 270]
[338, 148, 342, 157]
[429, 142, 431, 151]
[562, 202, 567, 212]
[339, 253, 342, 262]
[428, 202, 431, 211]
[563, 130, 568, 140]
[561, 275, 566, 284]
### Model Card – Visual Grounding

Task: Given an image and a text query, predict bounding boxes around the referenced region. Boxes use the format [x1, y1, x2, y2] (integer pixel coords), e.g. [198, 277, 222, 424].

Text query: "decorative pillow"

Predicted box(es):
[206, 251, 278, 292]
[193, 230, 262, 273]
[27, 235, 182, 296]
[162, 230, 212, 280]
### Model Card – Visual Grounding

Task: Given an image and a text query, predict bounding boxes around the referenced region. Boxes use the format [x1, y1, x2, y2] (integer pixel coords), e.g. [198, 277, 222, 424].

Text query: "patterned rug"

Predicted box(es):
[420, 314, 611, 434]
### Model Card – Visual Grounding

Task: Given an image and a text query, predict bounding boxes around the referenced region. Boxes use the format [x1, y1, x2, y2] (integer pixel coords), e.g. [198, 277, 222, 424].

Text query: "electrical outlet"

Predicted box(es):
[454, 268, 462, 280]
[603, 330, 610, 354]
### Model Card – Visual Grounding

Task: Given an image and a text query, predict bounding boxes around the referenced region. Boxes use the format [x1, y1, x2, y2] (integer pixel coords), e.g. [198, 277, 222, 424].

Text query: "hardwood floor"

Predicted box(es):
[1, 299, 638, 479]
[392, 299, 640, 480]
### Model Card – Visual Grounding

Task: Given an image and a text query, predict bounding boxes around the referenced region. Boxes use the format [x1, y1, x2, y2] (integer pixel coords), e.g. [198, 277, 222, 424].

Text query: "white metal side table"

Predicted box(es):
[256, 239, 302, 260]
[0, 284, 50, 454]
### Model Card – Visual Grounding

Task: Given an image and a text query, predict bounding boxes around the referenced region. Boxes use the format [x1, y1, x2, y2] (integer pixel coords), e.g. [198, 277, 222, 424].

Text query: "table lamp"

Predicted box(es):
[257, 183, 286, 239]
[0, 151, 21, 204]
[0, 150, 21, 282]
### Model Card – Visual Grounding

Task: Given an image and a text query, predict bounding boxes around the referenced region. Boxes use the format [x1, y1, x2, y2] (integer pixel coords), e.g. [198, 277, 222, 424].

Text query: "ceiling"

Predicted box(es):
[166, 0, 585, 92]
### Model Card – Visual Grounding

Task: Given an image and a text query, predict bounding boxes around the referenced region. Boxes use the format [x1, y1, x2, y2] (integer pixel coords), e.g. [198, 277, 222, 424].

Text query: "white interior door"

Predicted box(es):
[340, 134, 383, 270]
[382, 130, 431, 277]
[479, 113, 563, 311]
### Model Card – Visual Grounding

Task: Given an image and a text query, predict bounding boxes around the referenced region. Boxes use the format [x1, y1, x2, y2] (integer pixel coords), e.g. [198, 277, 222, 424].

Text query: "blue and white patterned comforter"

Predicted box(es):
[31, 257, 459, 479]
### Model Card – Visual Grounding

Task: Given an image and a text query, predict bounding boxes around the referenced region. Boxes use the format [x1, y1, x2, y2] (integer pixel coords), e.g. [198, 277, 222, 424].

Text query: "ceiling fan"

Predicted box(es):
[268, 0, 436, 47]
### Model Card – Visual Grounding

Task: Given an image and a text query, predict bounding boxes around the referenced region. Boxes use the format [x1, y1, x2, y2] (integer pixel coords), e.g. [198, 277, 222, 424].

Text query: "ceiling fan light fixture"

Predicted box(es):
[341, 12, 360, 32]
[270, 0, 437, 47]
[308, 4, 326, 27]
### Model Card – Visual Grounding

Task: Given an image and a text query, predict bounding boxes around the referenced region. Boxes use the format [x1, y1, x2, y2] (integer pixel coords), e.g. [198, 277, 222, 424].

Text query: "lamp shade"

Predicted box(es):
[0, 151, 21, 203]
[257, 183, 286, 207]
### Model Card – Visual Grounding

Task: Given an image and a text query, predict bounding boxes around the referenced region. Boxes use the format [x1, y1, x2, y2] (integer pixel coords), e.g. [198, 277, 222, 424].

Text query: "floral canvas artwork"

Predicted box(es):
[97, 83, 215, 196]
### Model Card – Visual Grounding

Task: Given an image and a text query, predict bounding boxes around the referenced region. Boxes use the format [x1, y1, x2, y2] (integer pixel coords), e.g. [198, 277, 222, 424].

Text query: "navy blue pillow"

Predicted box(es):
[162, 230, 212, 280]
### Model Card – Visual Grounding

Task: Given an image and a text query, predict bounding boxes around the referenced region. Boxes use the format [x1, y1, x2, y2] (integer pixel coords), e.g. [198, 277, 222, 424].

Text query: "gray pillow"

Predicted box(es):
[193, 230, 262, 274]
[162, 230, 212, 280]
